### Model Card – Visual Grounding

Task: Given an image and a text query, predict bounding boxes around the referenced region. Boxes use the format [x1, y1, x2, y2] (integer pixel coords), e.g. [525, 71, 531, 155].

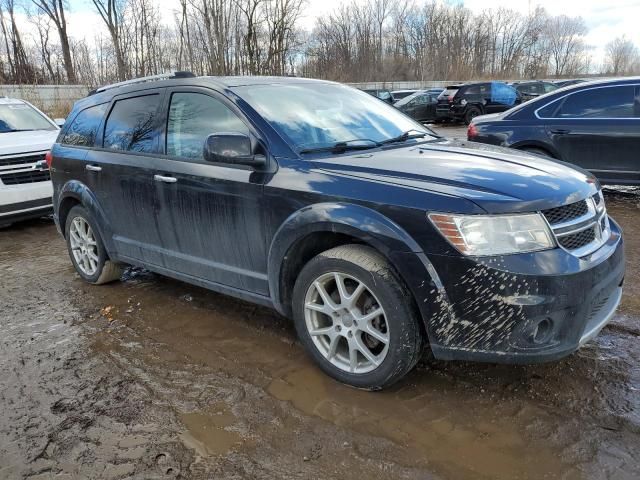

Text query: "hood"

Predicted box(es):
[0, 130, 59, 156]
[312, 139, 598, 214]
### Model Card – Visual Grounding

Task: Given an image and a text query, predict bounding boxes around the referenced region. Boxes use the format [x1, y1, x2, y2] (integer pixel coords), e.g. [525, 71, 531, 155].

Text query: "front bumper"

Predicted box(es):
[425, 218, 625, 364]
[0, 181, 53, 224]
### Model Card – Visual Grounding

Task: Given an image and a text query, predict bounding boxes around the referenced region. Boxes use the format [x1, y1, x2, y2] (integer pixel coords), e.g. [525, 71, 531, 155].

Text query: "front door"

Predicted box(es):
[153, 89, 269, 295]
[545, 84, 640, 183]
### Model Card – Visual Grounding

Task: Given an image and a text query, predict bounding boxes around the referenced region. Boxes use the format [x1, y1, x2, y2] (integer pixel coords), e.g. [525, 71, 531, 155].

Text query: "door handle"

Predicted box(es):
[550, 129, 571, 135]
[154, 174, 177, 184]
[86, 164, 102, 172]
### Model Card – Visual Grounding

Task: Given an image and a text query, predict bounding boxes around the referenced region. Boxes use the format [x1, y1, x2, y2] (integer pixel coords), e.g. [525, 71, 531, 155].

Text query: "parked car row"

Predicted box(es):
[370, 79, 587, 126]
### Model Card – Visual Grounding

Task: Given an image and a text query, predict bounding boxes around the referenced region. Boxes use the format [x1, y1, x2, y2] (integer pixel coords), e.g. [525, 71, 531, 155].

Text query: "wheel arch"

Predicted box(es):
[57, 180, 115, 256]
[267, 203, 453, 344]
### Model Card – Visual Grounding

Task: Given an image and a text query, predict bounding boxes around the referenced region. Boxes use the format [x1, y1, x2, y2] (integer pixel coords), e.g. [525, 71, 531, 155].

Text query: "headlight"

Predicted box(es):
[428, 213, 555, 256]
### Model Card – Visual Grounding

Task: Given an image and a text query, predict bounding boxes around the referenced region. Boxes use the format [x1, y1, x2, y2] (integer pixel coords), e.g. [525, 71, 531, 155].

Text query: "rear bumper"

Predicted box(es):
[424, 218, 625, 364]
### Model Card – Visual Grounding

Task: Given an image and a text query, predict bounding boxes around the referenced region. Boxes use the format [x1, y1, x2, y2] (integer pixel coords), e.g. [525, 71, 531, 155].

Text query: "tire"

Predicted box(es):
[520, 146, 555, 159]
[464, 106, 481, 125]
[292, 244, 424, 390]
[65, 205, 123, 285]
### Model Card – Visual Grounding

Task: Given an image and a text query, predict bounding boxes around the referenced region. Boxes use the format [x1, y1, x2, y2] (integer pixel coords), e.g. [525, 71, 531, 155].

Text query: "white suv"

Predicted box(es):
[0, 97, 61, 227]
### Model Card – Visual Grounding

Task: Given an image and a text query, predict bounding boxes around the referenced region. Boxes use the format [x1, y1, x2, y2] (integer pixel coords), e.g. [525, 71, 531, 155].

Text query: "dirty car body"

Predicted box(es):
[50, 76, 624, 387]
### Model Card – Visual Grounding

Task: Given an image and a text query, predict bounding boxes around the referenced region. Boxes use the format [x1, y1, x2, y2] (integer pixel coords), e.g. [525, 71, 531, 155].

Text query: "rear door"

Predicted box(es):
[87, 90, 166, 264]
[152, 88, 269, 294]
[541, 84, 640, 183]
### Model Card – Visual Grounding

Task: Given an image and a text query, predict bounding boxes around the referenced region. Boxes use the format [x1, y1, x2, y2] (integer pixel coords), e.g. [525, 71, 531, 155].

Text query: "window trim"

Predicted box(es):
[534, 83, 640, 120]
[101, 89, 166, 155]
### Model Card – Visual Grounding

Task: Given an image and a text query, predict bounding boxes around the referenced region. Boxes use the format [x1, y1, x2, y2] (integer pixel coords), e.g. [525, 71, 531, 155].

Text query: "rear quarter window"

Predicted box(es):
[60, 103, 108, 146]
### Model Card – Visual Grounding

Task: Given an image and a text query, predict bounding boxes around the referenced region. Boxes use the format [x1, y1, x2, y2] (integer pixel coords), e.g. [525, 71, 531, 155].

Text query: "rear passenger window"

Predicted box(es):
[166, 92, 249, 160]
[555, 86, 636, 118]
[103, 94, 160, 153]
[61, 103, 107, 146]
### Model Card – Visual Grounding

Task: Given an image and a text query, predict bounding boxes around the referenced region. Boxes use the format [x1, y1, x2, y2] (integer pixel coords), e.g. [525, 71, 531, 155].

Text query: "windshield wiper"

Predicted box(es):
[1, 128, 36, 133]
[379, 129, 430, 145]
[300, 139, 381, 154]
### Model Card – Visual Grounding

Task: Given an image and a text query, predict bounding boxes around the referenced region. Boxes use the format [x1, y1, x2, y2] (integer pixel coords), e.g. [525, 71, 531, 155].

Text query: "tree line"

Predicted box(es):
[1, 0, 639, 87]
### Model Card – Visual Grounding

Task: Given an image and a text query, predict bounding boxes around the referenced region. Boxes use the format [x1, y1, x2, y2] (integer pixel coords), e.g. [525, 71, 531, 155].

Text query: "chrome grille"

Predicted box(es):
[0, 153, 46, 167]
[543, 192, 609, 257]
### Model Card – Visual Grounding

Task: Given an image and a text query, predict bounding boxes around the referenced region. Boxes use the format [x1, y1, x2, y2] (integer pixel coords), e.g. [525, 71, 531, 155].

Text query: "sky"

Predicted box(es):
[31, 0, 640, 70]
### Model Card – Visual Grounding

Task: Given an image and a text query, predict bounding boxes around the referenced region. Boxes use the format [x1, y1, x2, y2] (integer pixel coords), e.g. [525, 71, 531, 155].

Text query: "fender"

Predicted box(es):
[58, 180, 116, 257]
[267, 202, 456, 336]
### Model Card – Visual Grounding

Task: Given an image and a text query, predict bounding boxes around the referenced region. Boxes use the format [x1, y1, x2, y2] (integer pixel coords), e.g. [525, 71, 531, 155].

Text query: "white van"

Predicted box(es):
[0, 97, 61, 227]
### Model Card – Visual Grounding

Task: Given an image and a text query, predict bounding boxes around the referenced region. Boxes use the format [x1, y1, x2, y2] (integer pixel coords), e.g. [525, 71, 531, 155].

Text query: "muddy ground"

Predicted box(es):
[1, 150, 639, 479]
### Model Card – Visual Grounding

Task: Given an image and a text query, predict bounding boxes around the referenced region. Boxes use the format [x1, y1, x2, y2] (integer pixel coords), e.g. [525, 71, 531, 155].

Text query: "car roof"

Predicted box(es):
[74, 75, 342, 111]
[0, 97, 26, 105]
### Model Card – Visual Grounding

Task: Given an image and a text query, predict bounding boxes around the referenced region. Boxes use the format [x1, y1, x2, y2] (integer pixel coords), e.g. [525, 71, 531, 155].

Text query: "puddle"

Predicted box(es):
[179, 404, 242, 457]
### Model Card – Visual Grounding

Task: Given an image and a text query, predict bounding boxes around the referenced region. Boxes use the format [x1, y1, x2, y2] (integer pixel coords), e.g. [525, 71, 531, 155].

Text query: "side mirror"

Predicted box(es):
[203, 132, 266, 169]
[54, 118, 65, 127]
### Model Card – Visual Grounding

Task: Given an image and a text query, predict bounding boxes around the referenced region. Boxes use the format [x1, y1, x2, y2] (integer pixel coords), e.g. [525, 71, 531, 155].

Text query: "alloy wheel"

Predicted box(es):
[69, 217, 99, 276]
[304, 272, 390, 374]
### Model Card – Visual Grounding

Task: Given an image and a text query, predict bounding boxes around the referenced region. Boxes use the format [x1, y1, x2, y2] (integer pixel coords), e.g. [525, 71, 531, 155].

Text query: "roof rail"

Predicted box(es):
[90, 71, 196, 95]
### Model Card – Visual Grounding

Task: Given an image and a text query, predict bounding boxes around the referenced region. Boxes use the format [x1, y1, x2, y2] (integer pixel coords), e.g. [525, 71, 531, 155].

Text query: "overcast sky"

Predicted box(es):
[52, 0, 640, 69]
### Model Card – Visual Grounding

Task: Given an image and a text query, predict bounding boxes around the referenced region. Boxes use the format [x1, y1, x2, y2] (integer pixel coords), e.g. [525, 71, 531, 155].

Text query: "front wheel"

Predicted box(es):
[65, 205, 123, 284]
[292, 245, 424, 390]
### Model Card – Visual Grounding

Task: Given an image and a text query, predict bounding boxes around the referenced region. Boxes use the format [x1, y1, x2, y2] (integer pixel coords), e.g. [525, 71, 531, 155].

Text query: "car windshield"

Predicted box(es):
[395, 91, 425, 107]
[0, 103, 56, 133]
[235, 83, 435, 152]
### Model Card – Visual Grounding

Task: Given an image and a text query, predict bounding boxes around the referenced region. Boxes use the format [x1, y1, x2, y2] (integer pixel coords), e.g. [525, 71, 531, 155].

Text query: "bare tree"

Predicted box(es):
[545, 14, 588, 76]
[605, 35, 640, 75]
[31, 0, 76, 82]
[91, 0, 128, 80]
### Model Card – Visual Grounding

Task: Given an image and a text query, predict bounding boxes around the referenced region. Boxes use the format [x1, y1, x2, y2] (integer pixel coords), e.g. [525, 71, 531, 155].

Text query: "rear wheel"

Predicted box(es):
[292, 245, 423, 390]
[464, 106, 482, 125]
[65, 205, 123, 285]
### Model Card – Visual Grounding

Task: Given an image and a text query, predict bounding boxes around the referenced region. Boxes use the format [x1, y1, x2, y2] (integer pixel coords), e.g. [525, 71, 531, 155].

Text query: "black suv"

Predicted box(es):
[436, 82, 521, 124]
[50, 74, 624, 390]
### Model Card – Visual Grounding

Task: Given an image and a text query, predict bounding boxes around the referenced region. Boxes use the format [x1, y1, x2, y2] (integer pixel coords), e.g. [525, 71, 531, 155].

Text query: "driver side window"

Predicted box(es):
[166, 92, 249, 160]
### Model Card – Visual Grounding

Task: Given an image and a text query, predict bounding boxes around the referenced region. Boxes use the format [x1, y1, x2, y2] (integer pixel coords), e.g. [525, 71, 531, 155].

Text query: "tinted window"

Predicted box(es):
[103, 95, 160, 152]
[555, 86, 636, 118]
[166, 92, 249, 160]
[61, 103, 107, 146]
[465, 85, 481, 95]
